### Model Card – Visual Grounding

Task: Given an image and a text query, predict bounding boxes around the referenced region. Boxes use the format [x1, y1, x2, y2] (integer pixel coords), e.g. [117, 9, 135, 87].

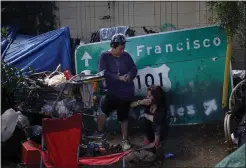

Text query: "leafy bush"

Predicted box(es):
[1, 62, 34, 113]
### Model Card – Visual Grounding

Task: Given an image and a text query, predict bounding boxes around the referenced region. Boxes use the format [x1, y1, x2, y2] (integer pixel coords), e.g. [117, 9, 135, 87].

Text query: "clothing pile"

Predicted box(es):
[1, 109, 43, 161]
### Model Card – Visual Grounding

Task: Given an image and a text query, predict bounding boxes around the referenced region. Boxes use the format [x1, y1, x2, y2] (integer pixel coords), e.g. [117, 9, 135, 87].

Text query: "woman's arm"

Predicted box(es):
[130, 99, 152, 108]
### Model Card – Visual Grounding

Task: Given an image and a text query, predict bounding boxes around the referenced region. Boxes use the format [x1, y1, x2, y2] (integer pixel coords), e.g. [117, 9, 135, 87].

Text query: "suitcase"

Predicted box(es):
[22, 140, 41, 168]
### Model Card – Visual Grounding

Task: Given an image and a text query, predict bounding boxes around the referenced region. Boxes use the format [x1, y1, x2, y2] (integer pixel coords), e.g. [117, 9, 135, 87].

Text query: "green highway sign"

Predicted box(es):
[75, 25, 228, 127]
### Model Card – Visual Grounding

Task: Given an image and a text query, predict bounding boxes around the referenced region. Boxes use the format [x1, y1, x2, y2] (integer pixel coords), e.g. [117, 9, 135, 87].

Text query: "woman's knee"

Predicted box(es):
[139, 117, 152, 129]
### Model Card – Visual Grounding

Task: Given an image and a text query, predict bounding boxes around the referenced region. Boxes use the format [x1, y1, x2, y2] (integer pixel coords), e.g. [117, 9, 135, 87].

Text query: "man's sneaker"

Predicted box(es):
[122, 139, 131, 151]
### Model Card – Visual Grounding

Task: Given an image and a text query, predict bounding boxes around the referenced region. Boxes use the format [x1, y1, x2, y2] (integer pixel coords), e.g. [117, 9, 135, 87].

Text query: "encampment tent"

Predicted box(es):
[2, 27, 72, 73]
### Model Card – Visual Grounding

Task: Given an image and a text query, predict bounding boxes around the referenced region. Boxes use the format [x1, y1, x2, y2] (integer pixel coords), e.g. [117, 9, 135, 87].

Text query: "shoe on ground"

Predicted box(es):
[122, 139, 131, 151]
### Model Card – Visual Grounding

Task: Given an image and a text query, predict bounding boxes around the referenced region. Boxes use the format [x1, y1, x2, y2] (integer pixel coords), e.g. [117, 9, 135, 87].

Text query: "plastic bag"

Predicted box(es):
[1, 109, 21, 142]
[232, 70, 246, 80]
[46, 74, 66, 87]
[17, 114, 30, 129]
[32, 125, 42, 136]
[41, 103, 54, 116]
[55, 99, 73, 118]
[80, 84, 93, 108]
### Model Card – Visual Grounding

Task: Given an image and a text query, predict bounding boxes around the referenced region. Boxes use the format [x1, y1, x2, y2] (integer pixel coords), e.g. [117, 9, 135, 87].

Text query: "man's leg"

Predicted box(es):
[97, 114, 107, 133]
[120, 121, 128, 140]
[95, 95, 114, 135]
[117, 100, 131, 151]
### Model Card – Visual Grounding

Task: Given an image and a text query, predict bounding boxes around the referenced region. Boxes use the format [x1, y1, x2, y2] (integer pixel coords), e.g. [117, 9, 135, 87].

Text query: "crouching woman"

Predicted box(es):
[131, 85, 168, 148]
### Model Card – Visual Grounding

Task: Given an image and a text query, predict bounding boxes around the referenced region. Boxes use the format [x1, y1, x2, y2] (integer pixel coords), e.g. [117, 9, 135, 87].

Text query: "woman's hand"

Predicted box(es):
[140, 98, 152, 106]
[143, 114, 154, 122]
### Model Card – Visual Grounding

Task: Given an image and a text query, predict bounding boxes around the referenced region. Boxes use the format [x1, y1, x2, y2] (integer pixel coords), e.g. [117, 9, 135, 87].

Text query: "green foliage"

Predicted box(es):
[207, 1, 246, 44]
[1, 26, 10, 38]
[1, 1, 58, 35]
[1, 62, 35, 113]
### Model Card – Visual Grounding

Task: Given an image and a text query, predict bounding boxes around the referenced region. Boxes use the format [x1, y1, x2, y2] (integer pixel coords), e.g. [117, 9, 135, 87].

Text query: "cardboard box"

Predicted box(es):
[22, 140, 41, 168]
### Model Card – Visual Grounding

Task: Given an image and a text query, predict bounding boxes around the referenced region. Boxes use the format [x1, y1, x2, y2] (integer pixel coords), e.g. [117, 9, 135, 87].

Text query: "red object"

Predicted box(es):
[41, 113, 82, 168]
[41, 113, 131, 168]
[78, 150, 131, 165]
[22, 140, 41, 168]
[64, 70, 72, 80]
[143, 139, 150, 145]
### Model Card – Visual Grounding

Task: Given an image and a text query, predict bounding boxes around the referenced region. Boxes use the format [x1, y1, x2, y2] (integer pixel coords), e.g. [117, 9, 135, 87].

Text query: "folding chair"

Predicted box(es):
[40, 113, 82, 168]
[40, 113, 131, 168]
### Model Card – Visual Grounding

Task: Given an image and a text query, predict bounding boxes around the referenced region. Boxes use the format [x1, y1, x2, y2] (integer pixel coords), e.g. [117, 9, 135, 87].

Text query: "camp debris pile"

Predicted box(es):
[1, 65, 85, 163]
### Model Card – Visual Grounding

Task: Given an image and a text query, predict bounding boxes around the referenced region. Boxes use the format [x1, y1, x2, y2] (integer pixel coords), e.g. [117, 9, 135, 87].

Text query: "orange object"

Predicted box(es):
[92, 82, 98, 92]
[99, 147, 106, 153]
[22, 140, 41, 168]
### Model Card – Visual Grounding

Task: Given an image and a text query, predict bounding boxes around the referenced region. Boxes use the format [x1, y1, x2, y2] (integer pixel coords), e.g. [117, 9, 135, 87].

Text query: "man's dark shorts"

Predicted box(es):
[100, 94, 132, 122]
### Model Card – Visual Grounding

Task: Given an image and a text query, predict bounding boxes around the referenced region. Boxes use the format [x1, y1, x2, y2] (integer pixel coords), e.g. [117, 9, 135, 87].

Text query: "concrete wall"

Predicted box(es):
[56, 1, 244, 70]
[56, 1, 211, 40]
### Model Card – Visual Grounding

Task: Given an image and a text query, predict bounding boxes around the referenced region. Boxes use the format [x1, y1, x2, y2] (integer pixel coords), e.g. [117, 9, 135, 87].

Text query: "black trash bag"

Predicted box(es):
[2, 126, 27, 163]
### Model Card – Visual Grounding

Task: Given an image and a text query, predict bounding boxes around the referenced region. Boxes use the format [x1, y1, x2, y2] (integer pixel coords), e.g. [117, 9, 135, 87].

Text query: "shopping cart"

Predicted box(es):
[40, 71, 132, 167]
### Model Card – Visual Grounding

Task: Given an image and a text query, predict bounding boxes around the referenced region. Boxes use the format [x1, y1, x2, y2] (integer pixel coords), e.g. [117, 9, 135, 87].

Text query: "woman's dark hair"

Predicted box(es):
[148, 85, 166, 107]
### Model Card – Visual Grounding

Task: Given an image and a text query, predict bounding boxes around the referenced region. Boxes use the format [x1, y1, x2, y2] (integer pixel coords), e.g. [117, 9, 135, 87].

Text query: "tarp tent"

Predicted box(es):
[215, 144, 246, 168]
[2, 27, 72, 73]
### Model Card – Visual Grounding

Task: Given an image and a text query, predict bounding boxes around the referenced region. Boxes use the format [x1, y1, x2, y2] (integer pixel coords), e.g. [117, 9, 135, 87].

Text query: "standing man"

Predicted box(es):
[96, 33, 137, 151]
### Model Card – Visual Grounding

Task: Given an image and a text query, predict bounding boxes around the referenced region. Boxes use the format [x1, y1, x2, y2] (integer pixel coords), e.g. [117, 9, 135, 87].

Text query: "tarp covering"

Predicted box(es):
[215, 144, 246, 168]
[2, 27, 72, 73]
[79, 150, 131, 166]
[1, 26, 18, 55]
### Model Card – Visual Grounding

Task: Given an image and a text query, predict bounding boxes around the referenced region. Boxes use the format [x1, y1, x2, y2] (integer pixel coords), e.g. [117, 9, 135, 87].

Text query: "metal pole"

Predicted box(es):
[123, 156, 126, 168]
[222, 36, 233, 113]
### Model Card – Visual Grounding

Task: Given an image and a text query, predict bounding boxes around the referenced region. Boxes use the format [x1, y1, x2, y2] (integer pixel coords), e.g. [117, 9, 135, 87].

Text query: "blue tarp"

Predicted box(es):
[2, 27, 72, 73]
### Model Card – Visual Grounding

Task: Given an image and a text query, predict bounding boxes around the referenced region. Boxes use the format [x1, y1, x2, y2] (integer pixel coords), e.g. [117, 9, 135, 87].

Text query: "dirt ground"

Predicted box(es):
[2, 120, 229, 168]
[105, 120, 228, 168]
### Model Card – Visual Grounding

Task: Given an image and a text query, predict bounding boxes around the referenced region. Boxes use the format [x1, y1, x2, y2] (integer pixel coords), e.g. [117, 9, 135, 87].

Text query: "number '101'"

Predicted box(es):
[136, 73, 163, 89]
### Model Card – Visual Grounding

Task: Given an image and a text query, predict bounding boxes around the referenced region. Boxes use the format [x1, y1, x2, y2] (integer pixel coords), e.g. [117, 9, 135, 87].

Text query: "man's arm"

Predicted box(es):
[98, 53, 119, 81]
[126, 53, 137, 80]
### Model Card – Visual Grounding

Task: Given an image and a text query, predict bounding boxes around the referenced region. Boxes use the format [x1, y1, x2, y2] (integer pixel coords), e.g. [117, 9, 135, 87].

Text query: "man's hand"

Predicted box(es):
[118, 74, 127, 82]
[125, 74, 131, 82]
